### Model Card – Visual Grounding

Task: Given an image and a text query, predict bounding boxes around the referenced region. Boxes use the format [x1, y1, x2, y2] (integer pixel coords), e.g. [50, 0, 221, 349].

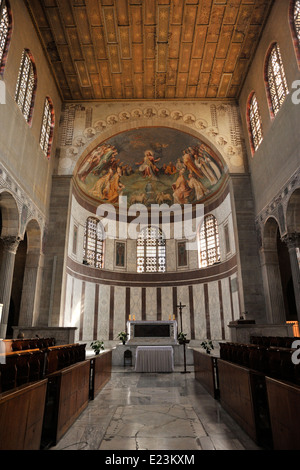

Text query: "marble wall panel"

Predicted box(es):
[98, 284, 111, 341]
[130, 287, 142, 321]
[192, 284, 206, 340]
[114, 286, 126, 337]
[208, 281, 222, 340]
[221, 277, 234, 340]
[72, 278, 84, 342]
[176, 285, 190, 336]
[82, 282, 96, 341]
[161, 287, 173, 321]
[145, 287, 158, 321]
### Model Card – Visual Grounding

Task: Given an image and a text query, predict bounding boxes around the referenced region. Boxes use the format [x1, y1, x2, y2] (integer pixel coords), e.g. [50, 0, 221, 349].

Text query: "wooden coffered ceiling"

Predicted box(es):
[25, 0, 274, 101]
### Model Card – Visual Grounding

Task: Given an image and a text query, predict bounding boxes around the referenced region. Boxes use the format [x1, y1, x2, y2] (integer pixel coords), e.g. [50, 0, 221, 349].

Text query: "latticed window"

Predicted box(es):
[40, 97, 54, 158]
[267, 44, 289, 116]
[83, 217, 104, 269]
[137, 226, 166, 273]
[294, 0, 300, 46]
[15, 49, 36, 123]
[0, 0, 10, 73]
[198, 215, 220, 268]
[249, 93, 263, 151]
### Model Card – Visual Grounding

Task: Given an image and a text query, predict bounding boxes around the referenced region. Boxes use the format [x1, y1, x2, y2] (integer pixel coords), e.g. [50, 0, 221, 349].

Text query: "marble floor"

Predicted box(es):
[50, 366, 261, 451]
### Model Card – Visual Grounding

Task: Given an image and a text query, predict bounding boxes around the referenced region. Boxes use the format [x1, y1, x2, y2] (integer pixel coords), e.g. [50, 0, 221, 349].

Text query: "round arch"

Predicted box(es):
[286, 187, 300, 233]
[0, 190, 20, 238]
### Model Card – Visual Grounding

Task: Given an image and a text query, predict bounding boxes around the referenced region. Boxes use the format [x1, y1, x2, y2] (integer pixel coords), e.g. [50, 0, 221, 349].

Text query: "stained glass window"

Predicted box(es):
[137, 226, 166, 273]
[198, 215, 220, 268]
[83, 217, 104, 269]
[15, 49, 36, 123]
[249, 93, 263, 151]
[267, 43, 289, 116]
[294, 0, 300, 46]
[40, 97, 54, 158]
[0, 0, 10, 73]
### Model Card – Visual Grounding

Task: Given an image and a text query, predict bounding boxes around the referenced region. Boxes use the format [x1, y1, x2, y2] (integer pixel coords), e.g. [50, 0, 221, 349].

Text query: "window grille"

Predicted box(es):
[0, 0, 10, 72]
[40, 97, 54, 158]
[198, 215, 220, 268]
[249, 93, 263, 151]
[83, 217, 104, 269]
[267, 44, 289, 116]
[294, 0, 300, 46]
[15, 50, 36, 122]
[137, 226, 166, 273]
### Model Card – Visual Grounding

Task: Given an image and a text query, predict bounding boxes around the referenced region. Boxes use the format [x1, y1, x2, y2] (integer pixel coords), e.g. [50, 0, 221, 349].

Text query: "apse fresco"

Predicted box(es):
[75, 128, 225, 207]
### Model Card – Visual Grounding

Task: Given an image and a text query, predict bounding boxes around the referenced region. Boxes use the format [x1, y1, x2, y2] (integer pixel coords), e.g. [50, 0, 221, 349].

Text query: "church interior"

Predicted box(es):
[0, 0, 299, 452]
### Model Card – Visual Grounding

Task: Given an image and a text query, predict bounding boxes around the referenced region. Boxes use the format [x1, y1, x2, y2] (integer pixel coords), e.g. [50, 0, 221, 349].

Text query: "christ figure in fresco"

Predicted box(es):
[135, 150, 160, 178]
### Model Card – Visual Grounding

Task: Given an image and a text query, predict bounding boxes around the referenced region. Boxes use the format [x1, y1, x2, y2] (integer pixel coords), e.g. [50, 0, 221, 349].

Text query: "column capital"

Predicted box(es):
[281, 232, 300, 249]
[1, 235, 21, 254]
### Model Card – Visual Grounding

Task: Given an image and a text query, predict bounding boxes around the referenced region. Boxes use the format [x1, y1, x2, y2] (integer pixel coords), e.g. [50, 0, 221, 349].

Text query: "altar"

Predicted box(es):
[135, 346, 174, 373]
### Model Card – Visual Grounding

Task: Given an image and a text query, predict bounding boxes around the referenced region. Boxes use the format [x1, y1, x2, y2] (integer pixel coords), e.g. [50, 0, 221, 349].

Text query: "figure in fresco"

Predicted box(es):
[75, 128, 225, 206]
[90, 144, 118, 177]
[78, 144, 109, 182]
[135, 150, 160, 179]
[89, 167, 114, 199]
[187, 172, 209, 200]
[172, 169, 191, 204]
[105, 167, 125, 204]
[181, 149, 203, 179]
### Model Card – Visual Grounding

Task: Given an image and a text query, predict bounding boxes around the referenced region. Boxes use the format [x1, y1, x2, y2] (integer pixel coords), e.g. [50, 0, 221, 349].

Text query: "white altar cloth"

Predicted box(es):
[135, 346, 174, 373]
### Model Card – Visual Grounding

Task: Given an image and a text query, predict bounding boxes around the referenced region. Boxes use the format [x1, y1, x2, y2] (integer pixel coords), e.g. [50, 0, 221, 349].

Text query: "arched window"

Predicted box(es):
[247, 92, 263, 153]
[15, 49, 37, 123]
[198, 214, 220, 268]
[266, 43, 289, 117]
[294, 0, 300, 43]
[290, 0, 300, 64]
[137, 226, 166, 273]
[0, 0, 12, 75]
[83, 217, 104, 268]
[40, 97, 55, 159]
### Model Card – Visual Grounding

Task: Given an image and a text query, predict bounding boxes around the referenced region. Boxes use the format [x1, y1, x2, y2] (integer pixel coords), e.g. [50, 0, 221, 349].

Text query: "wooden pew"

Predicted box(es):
[0, 379, 48, 450]
[89, 349, 112, 400]
[0, 349, 46, 393]
[218, 359, 272, 448]
[266, 376, 300, 450]
[41, 360, 90, 448]
[193, 349, 219, 399]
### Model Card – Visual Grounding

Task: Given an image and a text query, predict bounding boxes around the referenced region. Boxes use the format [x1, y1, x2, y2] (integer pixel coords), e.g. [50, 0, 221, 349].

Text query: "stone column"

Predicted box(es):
[282, 233, 300, 323]
[18, 252, 44, 328]
[259, 247, 286, 324]
[0, 236, 20, 338]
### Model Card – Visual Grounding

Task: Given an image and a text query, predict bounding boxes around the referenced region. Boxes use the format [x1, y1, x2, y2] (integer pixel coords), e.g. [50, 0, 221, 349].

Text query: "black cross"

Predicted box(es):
[176, 302, 186, 333]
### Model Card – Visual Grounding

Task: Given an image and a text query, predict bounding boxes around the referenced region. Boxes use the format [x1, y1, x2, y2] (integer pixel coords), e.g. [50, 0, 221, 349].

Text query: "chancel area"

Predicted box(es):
[0, 0, 300, 452]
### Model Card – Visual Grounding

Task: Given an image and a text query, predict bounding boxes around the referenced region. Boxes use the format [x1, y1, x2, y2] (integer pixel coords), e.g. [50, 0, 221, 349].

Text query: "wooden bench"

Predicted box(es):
[193, 349, 219, 399]
[41, 360, 90, 448]
[89, 349, 112, 400]
[0, 349, 46, 393]
[0, 379, 48, 450]
[1, 338, 56, 354]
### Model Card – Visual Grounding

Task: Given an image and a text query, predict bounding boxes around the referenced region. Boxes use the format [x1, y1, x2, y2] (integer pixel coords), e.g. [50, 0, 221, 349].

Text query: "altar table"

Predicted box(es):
[135, 346, 174, 373]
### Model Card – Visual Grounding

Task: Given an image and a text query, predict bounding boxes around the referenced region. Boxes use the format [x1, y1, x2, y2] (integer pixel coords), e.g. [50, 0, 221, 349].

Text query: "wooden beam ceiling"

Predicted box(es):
[25, 0, 274, 101]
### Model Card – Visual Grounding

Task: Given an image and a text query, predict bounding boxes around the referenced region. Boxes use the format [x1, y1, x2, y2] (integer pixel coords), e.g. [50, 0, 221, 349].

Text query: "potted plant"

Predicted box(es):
[201, 340, 214, 354]
[117, 331, 128, 345]
[177, 332, 189, 344]
[90, 340, 104, 355]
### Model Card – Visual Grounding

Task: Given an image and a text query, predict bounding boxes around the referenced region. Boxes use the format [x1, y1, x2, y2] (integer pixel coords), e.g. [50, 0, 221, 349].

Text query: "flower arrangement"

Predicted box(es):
[201, 340, 214, 354]
[117, 331, 128, 344]
[90, 340, 105, 355]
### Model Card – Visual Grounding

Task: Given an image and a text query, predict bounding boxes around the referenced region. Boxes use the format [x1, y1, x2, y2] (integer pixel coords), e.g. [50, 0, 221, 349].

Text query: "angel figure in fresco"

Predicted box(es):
[172, 168, 191, 204]
[135, 150, 160, 179]
[78, 144, 109, 182]
[91, 144, 118, 176]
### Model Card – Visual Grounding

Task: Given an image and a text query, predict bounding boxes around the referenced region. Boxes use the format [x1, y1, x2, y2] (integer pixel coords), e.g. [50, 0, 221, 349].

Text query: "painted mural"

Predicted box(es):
[75, 128, 225, 207]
